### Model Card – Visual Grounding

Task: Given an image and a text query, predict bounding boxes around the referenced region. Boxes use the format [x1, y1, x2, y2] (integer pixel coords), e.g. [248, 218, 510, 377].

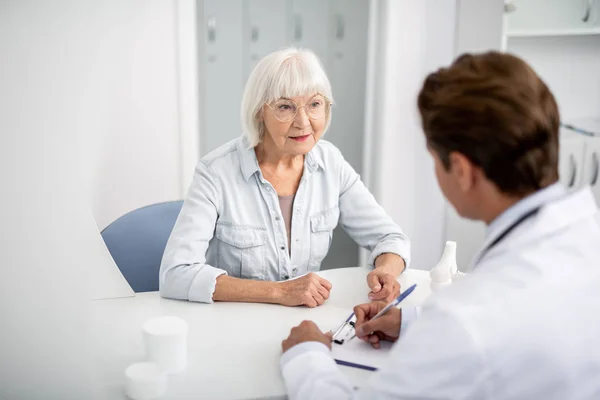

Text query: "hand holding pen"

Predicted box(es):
[353, 284, 417, 349]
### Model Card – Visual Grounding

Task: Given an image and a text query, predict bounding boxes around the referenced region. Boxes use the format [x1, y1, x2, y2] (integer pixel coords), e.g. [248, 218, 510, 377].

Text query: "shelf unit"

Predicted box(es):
[506, 27, 600, 37]
[447, 0, 600, 270]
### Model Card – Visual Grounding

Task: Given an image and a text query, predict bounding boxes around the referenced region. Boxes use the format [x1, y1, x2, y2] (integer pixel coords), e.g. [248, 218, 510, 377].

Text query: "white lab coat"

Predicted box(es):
[280, 186, 600, 400]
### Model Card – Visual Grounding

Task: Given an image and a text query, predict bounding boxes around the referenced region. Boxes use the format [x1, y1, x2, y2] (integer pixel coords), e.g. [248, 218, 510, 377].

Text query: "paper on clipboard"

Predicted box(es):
[331, 338, 394, 371]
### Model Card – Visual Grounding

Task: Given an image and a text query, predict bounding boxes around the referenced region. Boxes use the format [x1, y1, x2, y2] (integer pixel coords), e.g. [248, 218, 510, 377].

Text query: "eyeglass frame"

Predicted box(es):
[264, 94, 332, 123]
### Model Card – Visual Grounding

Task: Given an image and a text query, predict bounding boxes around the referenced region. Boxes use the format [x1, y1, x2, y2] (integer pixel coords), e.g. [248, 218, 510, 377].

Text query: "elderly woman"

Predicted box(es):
[160, 48, 410, 307]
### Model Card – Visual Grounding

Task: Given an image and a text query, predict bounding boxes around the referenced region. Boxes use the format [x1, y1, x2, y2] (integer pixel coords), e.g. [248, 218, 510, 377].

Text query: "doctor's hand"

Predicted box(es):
[281, 320, 333, 353]
[353, 302, 401, 349]
[277, 273, 332, 308]
[367, 269, 400, 302]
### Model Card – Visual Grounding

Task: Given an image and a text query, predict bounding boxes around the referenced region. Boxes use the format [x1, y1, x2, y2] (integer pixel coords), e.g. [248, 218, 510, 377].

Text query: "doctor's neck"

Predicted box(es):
[477, 184, 536, 226]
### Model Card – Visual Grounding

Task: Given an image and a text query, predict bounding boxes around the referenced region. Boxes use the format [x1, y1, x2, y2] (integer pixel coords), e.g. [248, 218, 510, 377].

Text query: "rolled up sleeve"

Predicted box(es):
[337, 156, 411, 269]
[159, 161, 227, 303]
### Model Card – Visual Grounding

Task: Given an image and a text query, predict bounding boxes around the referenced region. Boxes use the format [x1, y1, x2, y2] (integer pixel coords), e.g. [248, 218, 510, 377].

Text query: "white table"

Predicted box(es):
[92, 267, 431, 400]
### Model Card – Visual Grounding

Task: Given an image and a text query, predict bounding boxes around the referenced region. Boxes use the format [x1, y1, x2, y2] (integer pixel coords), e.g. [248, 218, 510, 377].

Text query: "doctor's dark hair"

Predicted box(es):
[417, 51, 560, 196]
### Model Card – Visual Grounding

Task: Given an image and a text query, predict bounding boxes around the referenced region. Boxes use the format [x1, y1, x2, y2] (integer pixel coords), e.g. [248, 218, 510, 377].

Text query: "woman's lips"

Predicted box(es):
[290, 134, 311, 142]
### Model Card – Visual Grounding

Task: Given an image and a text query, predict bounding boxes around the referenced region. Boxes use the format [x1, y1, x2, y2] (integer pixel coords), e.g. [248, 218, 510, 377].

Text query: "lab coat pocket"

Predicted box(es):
[215, 223, 268, 280]
[308, 207, 340, 271]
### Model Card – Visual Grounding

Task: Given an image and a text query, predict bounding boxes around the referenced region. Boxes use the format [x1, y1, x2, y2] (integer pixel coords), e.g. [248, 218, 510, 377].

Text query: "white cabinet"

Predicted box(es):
[320, 0, 369, 270]
[505, 0, 600, 36]
[559, 131, 586, 190]
[201, 0, 245, 154]
[291, 0, 331, 67]
[245, 0, 289, 79]
[581, 136, 600, 200]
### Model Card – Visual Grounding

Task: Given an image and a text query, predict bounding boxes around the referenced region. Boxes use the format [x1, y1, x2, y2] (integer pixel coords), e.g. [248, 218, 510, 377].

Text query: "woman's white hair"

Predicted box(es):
[241, 47, 334, 148]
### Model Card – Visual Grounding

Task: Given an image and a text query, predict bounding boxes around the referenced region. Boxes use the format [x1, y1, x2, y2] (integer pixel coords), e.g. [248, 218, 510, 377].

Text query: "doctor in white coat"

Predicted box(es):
[279, 52, 600, 399]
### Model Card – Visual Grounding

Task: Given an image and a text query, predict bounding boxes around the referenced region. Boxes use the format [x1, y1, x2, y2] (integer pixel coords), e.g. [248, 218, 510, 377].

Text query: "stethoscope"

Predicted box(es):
[473, 205, 542, 268]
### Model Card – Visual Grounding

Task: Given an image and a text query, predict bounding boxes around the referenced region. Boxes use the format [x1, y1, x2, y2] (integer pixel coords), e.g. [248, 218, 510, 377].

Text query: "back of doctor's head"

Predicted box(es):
[417, 51, 560, 196]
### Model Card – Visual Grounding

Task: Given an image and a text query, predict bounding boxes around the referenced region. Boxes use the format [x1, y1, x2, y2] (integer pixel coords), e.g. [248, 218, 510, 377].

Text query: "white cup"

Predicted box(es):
[143, 316, 188, 374]
[124, 362, 166, 400]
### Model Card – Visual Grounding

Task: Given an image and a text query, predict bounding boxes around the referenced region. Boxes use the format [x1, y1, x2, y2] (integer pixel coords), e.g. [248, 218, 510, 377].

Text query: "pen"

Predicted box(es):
[347, 283, 417, 342]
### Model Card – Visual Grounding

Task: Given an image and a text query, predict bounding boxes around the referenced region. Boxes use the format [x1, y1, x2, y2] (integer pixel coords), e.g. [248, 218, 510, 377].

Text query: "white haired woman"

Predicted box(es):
[160, 48, 410, 307]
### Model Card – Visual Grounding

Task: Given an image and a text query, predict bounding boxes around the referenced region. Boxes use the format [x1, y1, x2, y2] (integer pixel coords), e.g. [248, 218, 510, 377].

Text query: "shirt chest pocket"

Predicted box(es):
[215, 223, 267, 280]
[308, 207, 340, 271]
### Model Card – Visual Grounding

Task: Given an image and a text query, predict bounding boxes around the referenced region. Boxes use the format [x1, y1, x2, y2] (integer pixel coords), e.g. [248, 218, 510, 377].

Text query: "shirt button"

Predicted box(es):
[275, 216, 280, 221]
[283, 275, 290, 280]
[280, 246, 285, 251]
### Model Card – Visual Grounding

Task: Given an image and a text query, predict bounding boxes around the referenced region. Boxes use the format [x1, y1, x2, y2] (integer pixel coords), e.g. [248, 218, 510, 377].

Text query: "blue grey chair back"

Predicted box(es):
[101, 200, 183, 292]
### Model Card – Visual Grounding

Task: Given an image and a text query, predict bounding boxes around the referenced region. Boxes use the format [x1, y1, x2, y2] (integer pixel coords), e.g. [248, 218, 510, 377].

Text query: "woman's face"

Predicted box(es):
[261, 93, 329, 156]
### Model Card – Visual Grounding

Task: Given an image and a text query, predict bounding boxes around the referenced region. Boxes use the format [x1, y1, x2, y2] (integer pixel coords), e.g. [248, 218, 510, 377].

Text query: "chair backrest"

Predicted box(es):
[101, 200, 183, 292]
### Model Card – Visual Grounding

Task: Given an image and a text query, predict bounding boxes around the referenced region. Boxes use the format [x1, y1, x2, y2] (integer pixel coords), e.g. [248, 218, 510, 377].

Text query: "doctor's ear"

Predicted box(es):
[448, 152, 477, 192]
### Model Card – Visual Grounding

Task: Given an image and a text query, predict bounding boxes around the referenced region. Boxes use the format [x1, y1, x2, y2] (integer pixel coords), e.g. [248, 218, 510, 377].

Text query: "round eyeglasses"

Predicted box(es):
[266, 95, 330, 123]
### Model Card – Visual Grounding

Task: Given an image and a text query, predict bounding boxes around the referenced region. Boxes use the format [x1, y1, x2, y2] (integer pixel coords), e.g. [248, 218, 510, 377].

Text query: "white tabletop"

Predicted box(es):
[92, 267, 431, 400]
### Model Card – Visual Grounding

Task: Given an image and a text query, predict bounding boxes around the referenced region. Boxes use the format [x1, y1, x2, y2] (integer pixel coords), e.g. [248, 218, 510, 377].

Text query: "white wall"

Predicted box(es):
[363, 0, 457, 270]
[82, 0, 185, 230]
[0, 0, 146, 397]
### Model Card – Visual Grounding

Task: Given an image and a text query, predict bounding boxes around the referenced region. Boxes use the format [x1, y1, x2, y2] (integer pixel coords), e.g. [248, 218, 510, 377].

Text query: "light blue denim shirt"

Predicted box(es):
[160, 136, 411, 303]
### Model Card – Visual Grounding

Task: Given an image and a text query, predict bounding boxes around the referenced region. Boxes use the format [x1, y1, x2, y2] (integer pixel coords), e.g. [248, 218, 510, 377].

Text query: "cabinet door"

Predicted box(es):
[245, 0, 290, 80]
[505, 0, 595, 32]
[558, 134, 586, 191]
[581, 137, 600, 202]
[201, 0, 245, 155]
[319, 0, 369, 270]
[290, 0, 331, 69]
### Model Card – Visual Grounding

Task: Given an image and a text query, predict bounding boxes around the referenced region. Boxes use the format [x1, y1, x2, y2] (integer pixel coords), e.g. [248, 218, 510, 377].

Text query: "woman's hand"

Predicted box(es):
[353, 301, 401, 349]
[368, 253, 405, 302]
[367, 269, 400, 302]
[276, 272, 332, 307]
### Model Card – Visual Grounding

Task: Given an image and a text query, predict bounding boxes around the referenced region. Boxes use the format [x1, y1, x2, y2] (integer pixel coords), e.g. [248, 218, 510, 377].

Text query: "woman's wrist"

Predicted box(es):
[266, 280, 285, 304]
[374, 253, 406, 276]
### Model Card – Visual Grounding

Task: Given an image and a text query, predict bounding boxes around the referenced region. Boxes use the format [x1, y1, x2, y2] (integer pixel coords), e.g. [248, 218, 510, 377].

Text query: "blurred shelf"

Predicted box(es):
[506, 27, 600, 38]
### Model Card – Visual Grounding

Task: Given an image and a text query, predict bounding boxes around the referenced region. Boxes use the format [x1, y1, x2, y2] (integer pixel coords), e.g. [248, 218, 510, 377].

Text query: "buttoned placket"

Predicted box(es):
[259, 177, 292, 281]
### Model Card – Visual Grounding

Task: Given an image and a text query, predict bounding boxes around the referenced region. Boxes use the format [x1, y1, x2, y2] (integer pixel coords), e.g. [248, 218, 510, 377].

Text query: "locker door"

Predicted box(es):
[505, 0, 595, 32]
[201, 0, 245, 155]
[581, 136, 600, 202]
[327, 0, 369, 174]
[558, 132, 586, 191]
[245, 0, 290, 79]
[290, 0, 331, 69]
[319, 0, 370, 270]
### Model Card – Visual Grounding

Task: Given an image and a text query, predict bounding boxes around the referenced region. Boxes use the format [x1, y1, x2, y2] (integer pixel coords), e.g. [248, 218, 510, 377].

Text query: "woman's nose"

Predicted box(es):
[294, 106, 310, 127]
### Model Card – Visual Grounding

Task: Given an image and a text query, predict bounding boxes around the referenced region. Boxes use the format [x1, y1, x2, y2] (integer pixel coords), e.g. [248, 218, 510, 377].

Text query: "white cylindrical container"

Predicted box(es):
[124, 362, 167, 400]
[430, 241, 458, 291]
[143, 316, 188, 374]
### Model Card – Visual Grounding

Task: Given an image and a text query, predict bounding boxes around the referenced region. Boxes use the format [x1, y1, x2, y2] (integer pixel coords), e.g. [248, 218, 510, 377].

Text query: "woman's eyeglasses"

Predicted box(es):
[266, 95, 330, 122]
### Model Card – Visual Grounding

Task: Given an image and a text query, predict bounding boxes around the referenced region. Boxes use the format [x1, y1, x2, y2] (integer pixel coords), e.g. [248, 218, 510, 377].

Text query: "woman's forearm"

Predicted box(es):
[375, 253, 406, 276]
[212, 274, 283, 304]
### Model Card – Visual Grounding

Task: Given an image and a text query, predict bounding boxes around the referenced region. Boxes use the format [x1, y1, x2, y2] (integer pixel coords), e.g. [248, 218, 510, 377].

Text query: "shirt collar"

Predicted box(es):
[486, 182, 566, 240]
[237, 136, 325, 181]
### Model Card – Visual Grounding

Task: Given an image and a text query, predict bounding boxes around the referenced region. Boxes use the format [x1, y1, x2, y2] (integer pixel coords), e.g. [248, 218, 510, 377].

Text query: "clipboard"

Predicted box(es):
[331, 337, 393, 371]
